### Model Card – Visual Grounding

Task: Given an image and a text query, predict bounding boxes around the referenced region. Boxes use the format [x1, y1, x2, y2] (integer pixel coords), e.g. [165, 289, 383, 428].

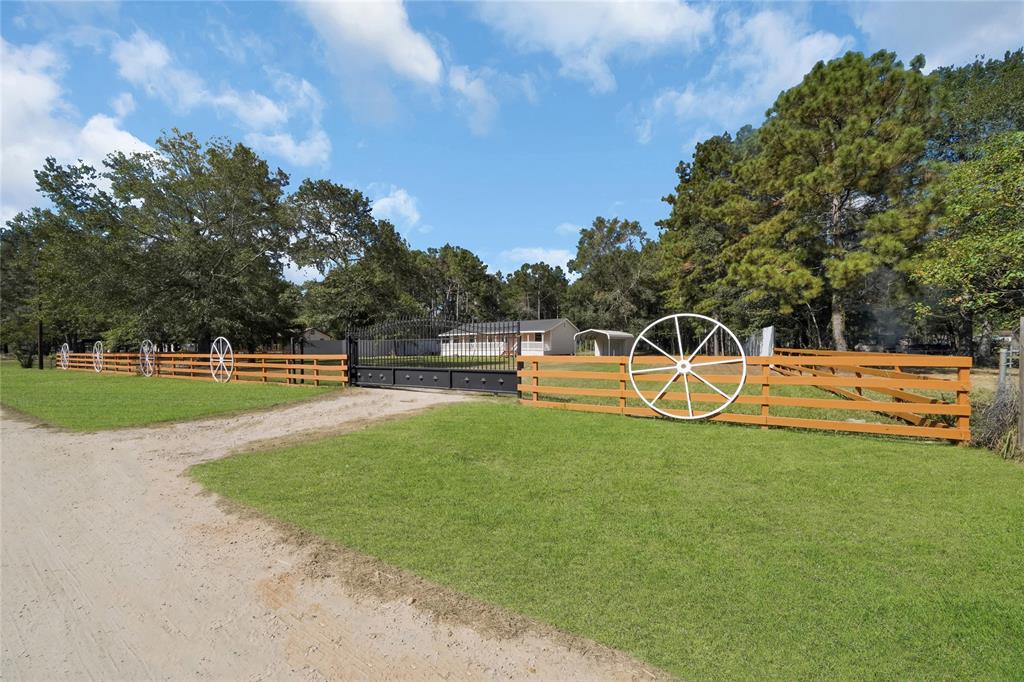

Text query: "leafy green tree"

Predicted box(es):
[418, 244, 502, 319]
[930, 49, 1024, 162]
[101, 130, 295, 349]
[0, 217, 44, 366]
[731, 50, 933, 350]
[6, 131, 297, 351]
[657, 127, 783, 335]
[298, 221, 424, 334]
[564, 216, 661, 332]
[287, 179, 379, 275]
[912, 131, 1024, 360]
[502, 262, 568, 319]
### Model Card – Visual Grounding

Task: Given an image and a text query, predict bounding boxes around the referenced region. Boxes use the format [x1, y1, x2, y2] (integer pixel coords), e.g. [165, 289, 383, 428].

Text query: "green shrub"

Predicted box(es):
[972, 386, 1022, 461]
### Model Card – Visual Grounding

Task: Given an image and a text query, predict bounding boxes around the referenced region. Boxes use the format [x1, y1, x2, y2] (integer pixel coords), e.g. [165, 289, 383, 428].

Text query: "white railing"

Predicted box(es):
[521, 341, 548, 355]
[440, 341, 510, 357]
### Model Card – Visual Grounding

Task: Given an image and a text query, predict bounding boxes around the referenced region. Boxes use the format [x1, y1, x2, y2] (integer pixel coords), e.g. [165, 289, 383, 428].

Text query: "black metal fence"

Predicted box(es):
[349, 317, 521, 371]
[347, 317, 520, 393]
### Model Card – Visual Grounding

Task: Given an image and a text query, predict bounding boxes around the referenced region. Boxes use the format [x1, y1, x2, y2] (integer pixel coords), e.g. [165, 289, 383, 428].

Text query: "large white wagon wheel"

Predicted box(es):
[92, 341, 104, 373]
[628, 313, 747, 420]
[59, 343, 70, 370]
[210, 336, 234, 383]
[140, 339, 156, 377]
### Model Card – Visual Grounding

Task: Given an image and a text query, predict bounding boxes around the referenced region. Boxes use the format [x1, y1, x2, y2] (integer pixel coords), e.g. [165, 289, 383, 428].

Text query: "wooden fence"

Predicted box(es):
[516, 352, 972, 441]
[62, 352, 348, 386]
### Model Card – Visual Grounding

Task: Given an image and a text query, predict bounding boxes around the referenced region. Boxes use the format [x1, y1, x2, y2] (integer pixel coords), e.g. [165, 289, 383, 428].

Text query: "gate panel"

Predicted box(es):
[352, 367, 395, 386]
[349, 317, 519, 394]
[451, 370, 516, 393]
[395, 368, 452, 389]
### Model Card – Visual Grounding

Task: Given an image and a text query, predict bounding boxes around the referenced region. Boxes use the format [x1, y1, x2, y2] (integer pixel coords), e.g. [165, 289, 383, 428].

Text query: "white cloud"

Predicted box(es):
[298, 0, 442, 85]
[851, 1, 1023, 72]
[448, 65, 499, 136]
[370, 185, 421, 230]
[211, 89, 288, 131]
[246, 129, 331, 167]
[109, 30, 329, 167]
[207, 20, 267, 65]
[555, 222, 583, 236]
[1, 39, 151, 223]
[477, 0, 715, 93]
[635, 9, 852, 144]
[110, 91, 135, 117]
[111, 30, 205, 111]
[500, 247, 574, 272]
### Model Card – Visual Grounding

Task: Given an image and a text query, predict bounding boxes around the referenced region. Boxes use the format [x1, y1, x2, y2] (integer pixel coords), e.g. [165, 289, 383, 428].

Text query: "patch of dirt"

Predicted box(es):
[1, 387, 670, 680]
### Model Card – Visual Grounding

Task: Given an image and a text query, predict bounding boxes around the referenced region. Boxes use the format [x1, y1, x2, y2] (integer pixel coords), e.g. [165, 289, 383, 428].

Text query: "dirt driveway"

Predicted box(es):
[1, 388, 660, 680]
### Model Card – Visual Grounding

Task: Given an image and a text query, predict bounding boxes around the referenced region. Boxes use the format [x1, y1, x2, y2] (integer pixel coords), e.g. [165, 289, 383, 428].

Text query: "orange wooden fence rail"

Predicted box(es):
[516, 352, 971, 441]
[62, 352, 348, 386]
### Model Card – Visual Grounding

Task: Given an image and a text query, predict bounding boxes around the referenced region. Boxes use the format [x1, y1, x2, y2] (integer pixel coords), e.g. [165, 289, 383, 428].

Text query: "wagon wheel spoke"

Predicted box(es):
[651, 371, 680, 404]
[690, 357, 743, 368]
[687, 322, 721, 362]
[689, 369, 731, 400]
[631, 364, 678, 375]
[638, 334, 677, 363]
[683, 373, 693, 417]
[674, 315, 684, 357]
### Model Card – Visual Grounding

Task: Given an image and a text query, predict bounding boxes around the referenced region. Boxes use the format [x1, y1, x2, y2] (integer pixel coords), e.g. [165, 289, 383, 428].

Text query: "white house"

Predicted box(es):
[439, 318, 578, 357]
[574, 329, 635, 356]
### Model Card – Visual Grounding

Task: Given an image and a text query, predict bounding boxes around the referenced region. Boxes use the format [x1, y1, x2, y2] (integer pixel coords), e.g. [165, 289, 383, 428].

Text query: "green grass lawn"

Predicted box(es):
[192, 401, 1024, 680]
[0, 361, 336, 430]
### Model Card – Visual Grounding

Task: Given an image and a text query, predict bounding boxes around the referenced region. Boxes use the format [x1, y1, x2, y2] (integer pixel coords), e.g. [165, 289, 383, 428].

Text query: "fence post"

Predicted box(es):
[347, 336, 357, 387]
[760, 362, 770, 428]
[957, 365, 971, 442]
[261, 357, 267, 383]
[313, 358, 320, 387]
[531, 359, 539, 402]
[997, 348, 1008, 393]
[618, 359, 626, 415]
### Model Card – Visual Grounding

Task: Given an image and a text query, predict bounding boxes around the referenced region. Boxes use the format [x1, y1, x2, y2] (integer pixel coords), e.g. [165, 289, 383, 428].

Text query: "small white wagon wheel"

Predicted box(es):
[92, 341, 104, 372]
[210, 336, 234, 383]
[59, 343, 70, 370]
[140, 339, 156, 377]
[628, 313, 747, 420]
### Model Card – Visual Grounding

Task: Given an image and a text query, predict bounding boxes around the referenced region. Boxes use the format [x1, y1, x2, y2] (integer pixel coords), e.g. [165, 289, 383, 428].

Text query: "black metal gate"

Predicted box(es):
[348, 317, 520, 394]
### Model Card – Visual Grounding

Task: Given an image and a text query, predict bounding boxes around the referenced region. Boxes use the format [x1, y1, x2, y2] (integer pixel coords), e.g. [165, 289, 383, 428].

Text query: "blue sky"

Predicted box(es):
[2, 1, 1021, 281]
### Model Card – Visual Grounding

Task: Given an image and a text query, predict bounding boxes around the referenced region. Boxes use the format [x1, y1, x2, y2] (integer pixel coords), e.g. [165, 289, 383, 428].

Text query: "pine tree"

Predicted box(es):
[733, 50, 933, 350]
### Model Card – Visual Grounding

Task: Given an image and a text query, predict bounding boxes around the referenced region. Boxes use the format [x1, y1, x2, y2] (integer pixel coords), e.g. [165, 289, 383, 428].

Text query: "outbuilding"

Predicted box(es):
[574, 329, 635, 356]
[439, 318, 579, 357]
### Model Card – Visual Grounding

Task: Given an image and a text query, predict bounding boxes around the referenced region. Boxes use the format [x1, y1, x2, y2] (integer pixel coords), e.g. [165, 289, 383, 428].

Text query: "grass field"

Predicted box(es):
[0, 361, 336, 430]
[192, 401, 1024, 680]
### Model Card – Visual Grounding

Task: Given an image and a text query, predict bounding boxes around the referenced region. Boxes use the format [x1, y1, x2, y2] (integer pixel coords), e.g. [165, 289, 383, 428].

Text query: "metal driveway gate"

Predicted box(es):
[349, 317, 520, 394]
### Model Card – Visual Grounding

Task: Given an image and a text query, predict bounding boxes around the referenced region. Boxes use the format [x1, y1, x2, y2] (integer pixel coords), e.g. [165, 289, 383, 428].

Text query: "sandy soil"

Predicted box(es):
[1, 388, 665, 681]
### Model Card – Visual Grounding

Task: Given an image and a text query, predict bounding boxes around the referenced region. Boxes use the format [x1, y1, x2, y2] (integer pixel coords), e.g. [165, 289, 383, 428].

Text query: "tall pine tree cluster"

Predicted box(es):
[659, 49, 1023, 357]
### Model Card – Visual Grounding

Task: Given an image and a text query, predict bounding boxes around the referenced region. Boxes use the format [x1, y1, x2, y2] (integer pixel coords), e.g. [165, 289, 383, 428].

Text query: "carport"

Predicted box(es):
[574, 329, 635, 356]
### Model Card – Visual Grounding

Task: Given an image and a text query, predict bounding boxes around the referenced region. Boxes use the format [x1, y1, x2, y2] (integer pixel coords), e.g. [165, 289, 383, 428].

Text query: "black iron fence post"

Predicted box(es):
[347, 335, 359, 386]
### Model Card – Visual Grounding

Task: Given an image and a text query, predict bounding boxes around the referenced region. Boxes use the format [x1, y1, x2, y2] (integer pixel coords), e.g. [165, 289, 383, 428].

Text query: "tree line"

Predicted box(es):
[2, 49, 1021, 365]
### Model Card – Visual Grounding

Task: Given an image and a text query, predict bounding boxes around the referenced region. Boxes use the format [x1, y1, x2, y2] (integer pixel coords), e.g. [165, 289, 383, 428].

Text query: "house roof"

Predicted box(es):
[521, 318, 578, 333]
[574, 328, 634, 341]
[440, 318, 577, 336]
